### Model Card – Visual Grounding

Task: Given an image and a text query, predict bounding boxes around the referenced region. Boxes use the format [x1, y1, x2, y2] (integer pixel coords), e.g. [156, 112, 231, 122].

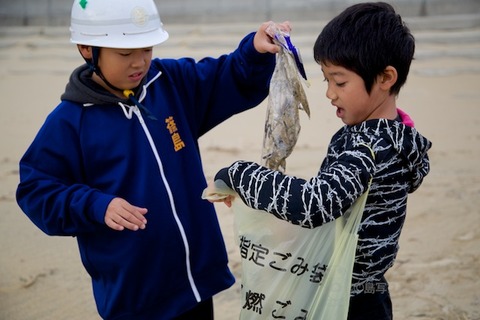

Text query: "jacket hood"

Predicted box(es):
[398, 124, 432, 193]
[60, 64, 145, 106]
[353, 119, 432, 193]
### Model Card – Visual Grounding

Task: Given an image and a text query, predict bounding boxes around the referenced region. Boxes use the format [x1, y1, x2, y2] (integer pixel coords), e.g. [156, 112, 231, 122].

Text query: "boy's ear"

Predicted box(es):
[379, 66, 398, 91]
[77, 45, 93, 59]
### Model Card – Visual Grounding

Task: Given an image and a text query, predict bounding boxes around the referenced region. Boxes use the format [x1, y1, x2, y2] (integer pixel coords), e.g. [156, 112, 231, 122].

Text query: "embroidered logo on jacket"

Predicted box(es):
[165, 116, 185, 152]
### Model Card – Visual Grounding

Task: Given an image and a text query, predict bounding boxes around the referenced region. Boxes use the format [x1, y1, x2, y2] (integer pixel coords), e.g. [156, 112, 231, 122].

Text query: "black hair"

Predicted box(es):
[313, 2, 415, 95]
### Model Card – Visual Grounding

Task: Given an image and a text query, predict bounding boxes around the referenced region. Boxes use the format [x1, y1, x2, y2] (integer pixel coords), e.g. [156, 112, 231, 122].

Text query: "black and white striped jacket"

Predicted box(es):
[215, 118, 432, 295]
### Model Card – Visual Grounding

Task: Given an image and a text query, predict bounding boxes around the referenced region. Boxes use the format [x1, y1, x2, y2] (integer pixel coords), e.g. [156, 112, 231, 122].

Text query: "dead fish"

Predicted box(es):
[261, 27, 310, 173]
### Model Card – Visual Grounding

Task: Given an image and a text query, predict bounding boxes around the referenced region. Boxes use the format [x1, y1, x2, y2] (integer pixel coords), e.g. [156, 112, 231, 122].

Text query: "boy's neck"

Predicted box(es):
[91, 73, 127, 99]
[366, 94, 398, 121]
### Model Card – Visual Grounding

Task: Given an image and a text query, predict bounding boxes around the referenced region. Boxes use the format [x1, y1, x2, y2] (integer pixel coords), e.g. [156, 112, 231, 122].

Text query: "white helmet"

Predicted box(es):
[70, 0, 169, 48]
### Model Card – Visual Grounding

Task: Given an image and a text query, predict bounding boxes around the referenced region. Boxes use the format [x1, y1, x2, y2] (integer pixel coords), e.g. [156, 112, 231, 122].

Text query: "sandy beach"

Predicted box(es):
[0, 18, 479, 320]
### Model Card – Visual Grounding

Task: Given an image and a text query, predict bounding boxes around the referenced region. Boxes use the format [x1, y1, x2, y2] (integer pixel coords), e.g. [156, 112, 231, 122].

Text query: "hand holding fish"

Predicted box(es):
[205, 21, 309, 209]
[261, 24, 310, 172]
[254, 21, 292, 54]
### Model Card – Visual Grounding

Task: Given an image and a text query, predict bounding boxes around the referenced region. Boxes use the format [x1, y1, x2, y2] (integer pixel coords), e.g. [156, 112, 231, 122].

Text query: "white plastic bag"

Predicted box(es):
[203, 180, 369, 319]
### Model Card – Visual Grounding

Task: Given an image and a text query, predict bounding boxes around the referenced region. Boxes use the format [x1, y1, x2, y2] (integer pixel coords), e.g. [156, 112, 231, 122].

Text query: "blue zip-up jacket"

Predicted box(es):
[16, 33, 275, 319]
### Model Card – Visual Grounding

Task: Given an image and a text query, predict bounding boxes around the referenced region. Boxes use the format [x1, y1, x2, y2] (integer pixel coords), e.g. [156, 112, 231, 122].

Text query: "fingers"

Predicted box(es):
[255, 21, 278, 54]
[284, 21, 292, 31]
[224, 195, 233, 208]
[205, 193, 234, 208]
[254, 20, 292, 54]
[276, 21, 292, 33]
[105, 198, 148, 231]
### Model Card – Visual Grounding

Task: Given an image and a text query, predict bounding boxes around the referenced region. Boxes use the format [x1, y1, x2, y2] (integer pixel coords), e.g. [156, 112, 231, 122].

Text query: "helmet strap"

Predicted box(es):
[123, 90, 157, 120]
[78, 46, 157, 121]
[82, 46, 127, 95]
[91, 46, 100, 72]
[78, 46, 100, 74]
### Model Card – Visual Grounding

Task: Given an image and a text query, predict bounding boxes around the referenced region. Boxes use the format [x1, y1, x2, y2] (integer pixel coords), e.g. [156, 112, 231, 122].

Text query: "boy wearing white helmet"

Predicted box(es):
[16, 0, 290, 318]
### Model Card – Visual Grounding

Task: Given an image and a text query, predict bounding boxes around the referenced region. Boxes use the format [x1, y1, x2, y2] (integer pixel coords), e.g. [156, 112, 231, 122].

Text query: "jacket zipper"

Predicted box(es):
[133, 106, 202, 303]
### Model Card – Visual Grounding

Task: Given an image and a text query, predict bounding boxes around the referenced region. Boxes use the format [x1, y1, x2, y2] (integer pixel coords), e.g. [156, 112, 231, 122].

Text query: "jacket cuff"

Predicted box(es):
[90, 192, 116, 225]
[240, 32, 276, 64]
[214, 167, 233, 189]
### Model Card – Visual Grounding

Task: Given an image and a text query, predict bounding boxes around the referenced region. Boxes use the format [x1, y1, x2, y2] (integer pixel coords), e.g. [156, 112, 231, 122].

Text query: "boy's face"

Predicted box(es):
[321, 62, 396, 126]
[92, 47, 153, 95]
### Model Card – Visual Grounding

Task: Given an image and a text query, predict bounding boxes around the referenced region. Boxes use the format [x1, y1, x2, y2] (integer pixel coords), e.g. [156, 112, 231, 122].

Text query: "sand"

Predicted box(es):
[0, 20, 479, 320]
